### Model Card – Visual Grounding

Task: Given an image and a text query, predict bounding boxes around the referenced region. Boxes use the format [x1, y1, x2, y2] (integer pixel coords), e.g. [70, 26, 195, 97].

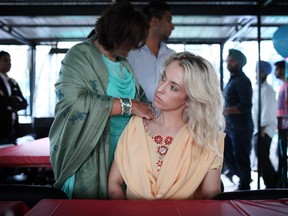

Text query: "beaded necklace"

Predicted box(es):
[153, 135, 174, 171]
[144, 121, 174, 171]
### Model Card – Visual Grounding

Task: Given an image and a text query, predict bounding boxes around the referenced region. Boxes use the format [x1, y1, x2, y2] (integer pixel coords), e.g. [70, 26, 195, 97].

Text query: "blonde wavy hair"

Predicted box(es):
[165, 51, 225, 155]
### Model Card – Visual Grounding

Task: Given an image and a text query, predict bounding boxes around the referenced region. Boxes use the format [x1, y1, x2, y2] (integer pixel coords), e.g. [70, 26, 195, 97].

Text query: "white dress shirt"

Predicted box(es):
[252, 81, 277, 138]
[127, 42, 175, 101]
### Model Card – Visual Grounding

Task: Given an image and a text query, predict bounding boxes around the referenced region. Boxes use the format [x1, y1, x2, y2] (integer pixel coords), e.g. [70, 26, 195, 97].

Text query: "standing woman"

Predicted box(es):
[109, 52, 226, 200]
[49, 2, 153, 199]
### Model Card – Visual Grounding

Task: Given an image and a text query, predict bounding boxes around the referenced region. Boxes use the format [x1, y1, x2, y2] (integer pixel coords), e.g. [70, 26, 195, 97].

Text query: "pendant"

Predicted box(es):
[151, 134, 174, 171]
[157, 145, 169, 156]
[156, 160, 163, 171]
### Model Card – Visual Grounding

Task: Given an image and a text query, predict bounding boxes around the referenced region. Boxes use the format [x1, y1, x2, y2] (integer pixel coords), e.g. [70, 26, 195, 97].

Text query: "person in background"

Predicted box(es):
[108, 52, 226, 200]
[252, 60, 278, 188]
[49, 2, 154, 199]
[0, 51, 27, 145]
[274, 60, 287, 187]
[127, 0, 175, 102]
[223, 49, 253, 190]
[274, 60, 287, 117]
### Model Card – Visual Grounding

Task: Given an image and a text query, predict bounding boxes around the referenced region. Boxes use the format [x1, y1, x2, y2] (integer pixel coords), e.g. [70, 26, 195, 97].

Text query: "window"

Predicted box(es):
[1, 40, 284, 121]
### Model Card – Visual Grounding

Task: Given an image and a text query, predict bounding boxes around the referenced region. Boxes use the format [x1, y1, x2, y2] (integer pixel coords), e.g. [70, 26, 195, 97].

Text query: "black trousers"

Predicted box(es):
[253, 133, 278, 188]
[224, 127, 253, 190]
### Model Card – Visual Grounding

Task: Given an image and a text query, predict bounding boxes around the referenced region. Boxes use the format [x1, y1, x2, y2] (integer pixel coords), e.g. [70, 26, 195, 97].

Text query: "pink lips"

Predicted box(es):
[154, 94, 162, 103]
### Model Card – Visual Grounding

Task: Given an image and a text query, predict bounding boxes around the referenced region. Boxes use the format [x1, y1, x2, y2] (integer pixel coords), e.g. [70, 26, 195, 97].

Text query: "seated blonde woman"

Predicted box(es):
[108, 51, 225, 200]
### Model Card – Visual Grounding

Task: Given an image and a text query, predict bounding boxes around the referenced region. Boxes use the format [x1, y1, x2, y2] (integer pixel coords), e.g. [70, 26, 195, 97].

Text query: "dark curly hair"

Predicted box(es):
[0, 50, 10, 59]
[96, 2, 149, 51]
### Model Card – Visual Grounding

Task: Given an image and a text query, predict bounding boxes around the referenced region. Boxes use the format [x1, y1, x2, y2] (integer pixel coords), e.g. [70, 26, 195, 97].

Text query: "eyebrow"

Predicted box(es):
[163, 71, 181, 89]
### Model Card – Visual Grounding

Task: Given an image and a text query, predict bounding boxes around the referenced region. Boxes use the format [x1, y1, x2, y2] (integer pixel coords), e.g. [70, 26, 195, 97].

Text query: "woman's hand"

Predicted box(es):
[131, 100, 155, 120]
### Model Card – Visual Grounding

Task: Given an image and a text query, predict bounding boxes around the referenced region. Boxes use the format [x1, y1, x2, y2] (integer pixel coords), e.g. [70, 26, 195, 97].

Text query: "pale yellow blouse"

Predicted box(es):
[114, 116, 225, 200]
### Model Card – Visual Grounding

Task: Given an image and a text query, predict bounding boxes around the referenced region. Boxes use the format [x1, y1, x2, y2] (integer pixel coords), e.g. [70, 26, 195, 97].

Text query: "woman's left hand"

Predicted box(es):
[131, 100, 155, 120]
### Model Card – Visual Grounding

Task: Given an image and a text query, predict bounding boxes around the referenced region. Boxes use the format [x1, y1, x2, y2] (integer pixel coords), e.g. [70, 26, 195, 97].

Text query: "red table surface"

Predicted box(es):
[0, 137, 50, 167]
[25, 199, 288, 216]
[0, 201, 29, 216]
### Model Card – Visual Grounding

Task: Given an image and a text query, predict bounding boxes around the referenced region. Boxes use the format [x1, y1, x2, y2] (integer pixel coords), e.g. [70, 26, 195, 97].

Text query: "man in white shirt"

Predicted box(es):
[127, 1, 175, 101]
[252, 60, 278, 188]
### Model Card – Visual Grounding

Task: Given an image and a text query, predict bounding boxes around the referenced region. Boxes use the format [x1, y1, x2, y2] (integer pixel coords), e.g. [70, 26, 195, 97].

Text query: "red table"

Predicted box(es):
[25, 199, 288, 216]
[0, 201, 29, 216]
[0, 137, 50, 167]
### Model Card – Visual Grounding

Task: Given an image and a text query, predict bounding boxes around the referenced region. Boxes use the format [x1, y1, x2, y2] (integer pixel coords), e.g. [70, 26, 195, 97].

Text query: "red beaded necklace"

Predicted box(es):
[143, 119, 181, 171]
[153, 135, 174, 171]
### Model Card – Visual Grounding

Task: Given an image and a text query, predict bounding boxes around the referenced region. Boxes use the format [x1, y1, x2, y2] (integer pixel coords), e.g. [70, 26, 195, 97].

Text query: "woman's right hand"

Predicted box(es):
[132, 100, 155, 120]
